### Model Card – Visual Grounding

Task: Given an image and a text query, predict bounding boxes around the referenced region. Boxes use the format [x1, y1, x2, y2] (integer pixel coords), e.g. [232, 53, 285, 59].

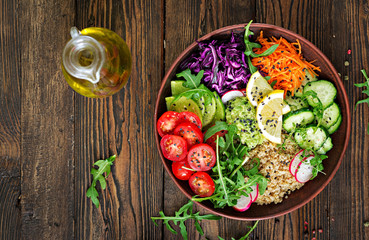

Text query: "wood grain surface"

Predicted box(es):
[0, 0, 368, 239]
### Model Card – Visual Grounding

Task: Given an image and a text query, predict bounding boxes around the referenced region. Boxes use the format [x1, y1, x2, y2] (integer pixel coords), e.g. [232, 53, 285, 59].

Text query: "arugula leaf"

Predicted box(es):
[355, 69, 369, 110]
[151, 200, 222, 240]
[301, 149, 327, 179]
[239, 220, 259, 240]
[171, 83, 214, 105]
[204, 121, 229, 141]
[86, 155, 116, 208]
[177, 69, 204, 89]
[243, 20, 279, 73]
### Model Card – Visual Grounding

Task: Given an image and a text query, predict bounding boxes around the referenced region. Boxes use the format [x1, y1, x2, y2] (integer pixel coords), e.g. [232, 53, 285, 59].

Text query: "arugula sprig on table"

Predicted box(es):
[86, 155, 116, 208]
[193, 122, 268, 208]
[151, 200, 221, 240]
[355, 69, 369, 134]
[243, 20, 279, 74]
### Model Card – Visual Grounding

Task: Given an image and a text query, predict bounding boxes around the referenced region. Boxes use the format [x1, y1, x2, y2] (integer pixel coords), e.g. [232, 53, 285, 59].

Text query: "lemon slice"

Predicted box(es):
[256, 90, 285, 144]
[246, 71, 274, 106]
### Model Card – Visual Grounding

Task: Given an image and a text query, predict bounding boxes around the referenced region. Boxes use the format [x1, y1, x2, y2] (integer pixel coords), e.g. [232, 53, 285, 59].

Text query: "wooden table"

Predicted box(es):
[1, 0, 368, 239]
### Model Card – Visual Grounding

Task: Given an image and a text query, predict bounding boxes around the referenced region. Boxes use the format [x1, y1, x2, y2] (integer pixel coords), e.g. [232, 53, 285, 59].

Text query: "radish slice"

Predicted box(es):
[289, 150, 305, 176]
[250, 184, 259, 202]
[295, 155, 314, 183]
[239, 88, 246, 96]
[221, 90, 245, 104]
[232, 193, 252, 212]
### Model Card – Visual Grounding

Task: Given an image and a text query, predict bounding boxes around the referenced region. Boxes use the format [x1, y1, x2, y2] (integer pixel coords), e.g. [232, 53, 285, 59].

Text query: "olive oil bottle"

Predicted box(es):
[62, 27, 132, 98]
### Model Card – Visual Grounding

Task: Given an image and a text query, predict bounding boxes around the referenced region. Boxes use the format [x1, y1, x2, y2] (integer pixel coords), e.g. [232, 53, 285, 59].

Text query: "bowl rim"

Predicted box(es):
[154, 23, 351, 220]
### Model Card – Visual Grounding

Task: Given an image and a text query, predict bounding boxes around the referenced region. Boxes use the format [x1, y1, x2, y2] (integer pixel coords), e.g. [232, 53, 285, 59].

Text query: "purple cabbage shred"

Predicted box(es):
[179, 33, 251, 96]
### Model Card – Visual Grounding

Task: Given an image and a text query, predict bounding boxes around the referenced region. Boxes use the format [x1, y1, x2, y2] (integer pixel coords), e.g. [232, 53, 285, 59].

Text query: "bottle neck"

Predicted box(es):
[62, 27, 106, 84]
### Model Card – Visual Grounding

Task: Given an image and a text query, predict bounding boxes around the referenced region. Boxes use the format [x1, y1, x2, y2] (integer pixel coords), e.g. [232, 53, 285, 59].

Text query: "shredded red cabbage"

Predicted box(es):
[179, 33, 251, 96]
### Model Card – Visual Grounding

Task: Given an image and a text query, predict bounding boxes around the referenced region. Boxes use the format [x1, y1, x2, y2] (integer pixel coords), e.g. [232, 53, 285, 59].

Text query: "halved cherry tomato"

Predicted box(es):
[160, 135, 187, 161]
[173, 122, 203, 149]
[205, 129, 228, 151]
[187, 143, 216, 171]
[178, 111, 202, 129]
[157, 111, 180, 137]
[188, 172, 215, 197]
[172, 161, 194, 180]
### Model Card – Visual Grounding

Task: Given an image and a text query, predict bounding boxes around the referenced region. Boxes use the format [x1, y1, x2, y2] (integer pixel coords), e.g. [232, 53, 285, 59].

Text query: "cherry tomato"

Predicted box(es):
[178, 111, 202, 129]
[160, 135, 187, 161]
[172, 161, 194, 180]
[187, 143, 216, 171]
[173, 122, 204, 148]
[157, 111, 180, 137]
[205, 129, 228, 151]
[188, 172, 215, 197]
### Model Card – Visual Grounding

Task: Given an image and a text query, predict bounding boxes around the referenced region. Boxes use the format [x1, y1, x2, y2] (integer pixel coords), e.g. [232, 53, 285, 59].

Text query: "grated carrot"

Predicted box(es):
[251, 31, 321, 96]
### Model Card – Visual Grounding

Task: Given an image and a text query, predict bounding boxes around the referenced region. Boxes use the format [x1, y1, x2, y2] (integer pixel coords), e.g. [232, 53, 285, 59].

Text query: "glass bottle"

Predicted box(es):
[62, 27, 132, 98]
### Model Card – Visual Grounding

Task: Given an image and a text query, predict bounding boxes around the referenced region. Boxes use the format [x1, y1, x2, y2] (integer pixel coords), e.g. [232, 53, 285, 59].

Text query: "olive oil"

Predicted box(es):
[62, 27, 132, 98]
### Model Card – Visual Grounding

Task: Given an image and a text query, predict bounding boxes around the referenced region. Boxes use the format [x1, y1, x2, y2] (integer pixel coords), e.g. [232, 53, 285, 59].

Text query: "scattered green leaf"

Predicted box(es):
[151, 200, 222, 240]
[177, 69, 204, 89]
[86, 155, 116, 208]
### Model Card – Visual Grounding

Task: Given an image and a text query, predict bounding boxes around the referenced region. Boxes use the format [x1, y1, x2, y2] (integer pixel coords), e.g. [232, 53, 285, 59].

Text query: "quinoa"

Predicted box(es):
[246, 134, 304, 205]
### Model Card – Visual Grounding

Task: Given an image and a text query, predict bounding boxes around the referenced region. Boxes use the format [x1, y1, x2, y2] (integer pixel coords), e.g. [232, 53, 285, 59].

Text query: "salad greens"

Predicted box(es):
[218, 220, 259, 240]
[151, 200, 221, 240]
[355, 69, 369, 134]
[86, 155, 116, 208]
[192, 122, 268, 208]
[301, 149, 327, 179]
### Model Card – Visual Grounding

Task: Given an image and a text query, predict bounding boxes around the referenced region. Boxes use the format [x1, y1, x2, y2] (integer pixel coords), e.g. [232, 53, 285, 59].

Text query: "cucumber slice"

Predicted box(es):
[165, 96, 175, 110]
[171, 80, 191, 95]
[316, 137, 333, 154]
[321, 102, 341, 129]
[294, 126, 328, 151]
[294, 70, 317, 97]
[283, 108, 315, 132]
[303, 80, 337, 108]
[202, 95, 217, 127]
[328, 115, 342, 134]
[284, 93, 309, 111]
[169, 96, 203, 122]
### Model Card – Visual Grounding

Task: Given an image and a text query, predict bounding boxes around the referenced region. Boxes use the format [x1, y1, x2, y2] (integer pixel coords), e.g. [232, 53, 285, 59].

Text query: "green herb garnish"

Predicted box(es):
[177, 69, 204, 89]
[151, 200, 221, 240]
[86, 155, 116, 208]
[355, 69, 369, 134]
[218, 220, 259, 240]
[192, 123, 268, 208]
[301, 149, 327, 179]
[244, 20, 279, 74]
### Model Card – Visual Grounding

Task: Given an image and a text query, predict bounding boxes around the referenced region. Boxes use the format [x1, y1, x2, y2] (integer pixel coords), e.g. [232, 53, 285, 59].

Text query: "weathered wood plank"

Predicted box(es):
[164, 1, 256, 239]
[74, 0, 164, 239]
[0, 0, 22, 239]
[19, 1, 75, 239]
[328, 1, 369, 240]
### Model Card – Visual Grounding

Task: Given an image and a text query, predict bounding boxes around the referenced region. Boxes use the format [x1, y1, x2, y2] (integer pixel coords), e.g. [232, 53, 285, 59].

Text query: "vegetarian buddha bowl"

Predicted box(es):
[155, 23, 350, 220]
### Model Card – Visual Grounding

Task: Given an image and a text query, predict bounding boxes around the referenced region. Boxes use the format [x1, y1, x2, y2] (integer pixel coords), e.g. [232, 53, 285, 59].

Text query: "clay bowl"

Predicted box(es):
[154, 23, 351, 220]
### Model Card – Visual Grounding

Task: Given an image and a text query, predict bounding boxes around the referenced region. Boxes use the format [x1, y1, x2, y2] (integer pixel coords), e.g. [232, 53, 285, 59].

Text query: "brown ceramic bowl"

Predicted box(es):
[154, 23, 351, 220]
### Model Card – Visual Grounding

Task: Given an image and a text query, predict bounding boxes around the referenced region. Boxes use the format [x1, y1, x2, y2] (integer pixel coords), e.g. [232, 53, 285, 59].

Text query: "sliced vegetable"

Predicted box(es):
[174, 122, 204, 149]
[249, 184, 259, 202]
[160, 135, 188, 161]
[295, 155, 314, 183]
[189, 172, 215, 197]
[321, 102, 341, 129]
[157, 111, 180, 137]
[172, 161, 194, 181]
[178, 111, 202, 129]
[221, 90, 245, 104]
[284, 92, 309, 111]
[171, 80, 190, 95]
[294, 126, 328, 151]
[303, 80, 337, 108]
[316, 137, 333, 155]
[289, 149, 305, 176]
[187, 144, 216, 171]
[169, 96, 203, 122]
[232, 193, 252, 212]
[283, 108, 315, 132]
[327, 115, 342, 134]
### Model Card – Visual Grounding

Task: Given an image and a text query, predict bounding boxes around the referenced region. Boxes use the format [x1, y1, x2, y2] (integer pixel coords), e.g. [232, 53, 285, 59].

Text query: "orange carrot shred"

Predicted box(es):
[252, 31, 321, 96]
